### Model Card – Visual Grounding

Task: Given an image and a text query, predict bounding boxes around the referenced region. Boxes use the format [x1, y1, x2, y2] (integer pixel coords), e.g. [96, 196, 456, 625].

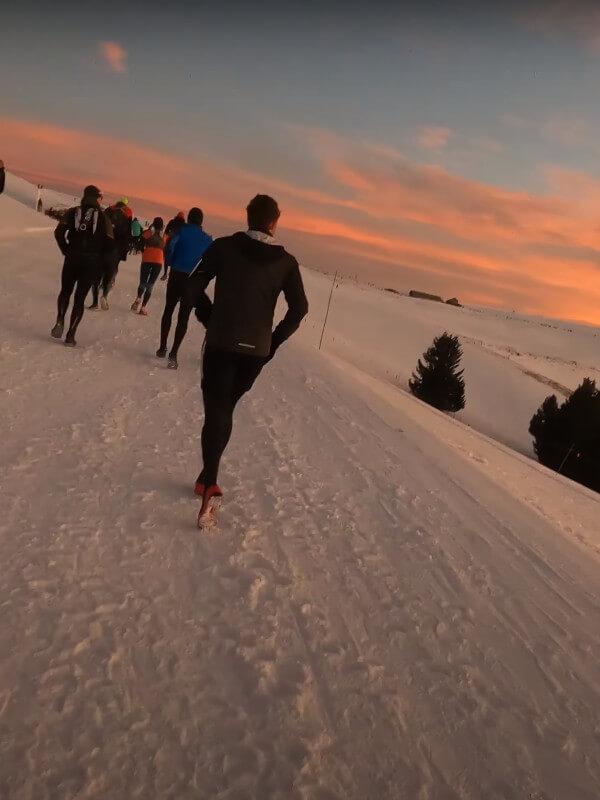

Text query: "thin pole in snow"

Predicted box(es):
[558, 442, 576, 474]
[319, 269, 338, 351]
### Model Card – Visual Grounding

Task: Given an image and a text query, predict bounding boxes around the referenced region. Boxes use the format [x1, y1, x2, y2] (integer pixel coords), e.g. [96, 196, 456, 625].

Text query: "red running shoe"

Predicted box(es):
[197, 485, 223, 529]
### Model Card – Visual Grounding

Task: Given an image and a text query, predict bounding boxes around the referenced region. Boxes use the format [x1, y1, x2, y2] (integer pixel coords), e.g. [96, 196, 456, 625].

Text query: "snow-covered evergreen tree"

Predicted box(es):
[409, 332, 465, 412]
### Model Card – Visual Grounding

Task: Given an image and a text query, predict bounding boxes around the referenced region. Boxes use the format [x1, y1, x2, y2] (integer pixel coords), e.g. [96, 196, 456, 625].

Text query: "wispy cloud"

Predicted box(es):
[525, 1, 600, 57]
[416, 126, 452, 150]
[542, 113, 587, 146]
[98, 41, 128, 73]
[502, 109, 589, 149]
[415, 126, 503, 160]
[470, 136, 505, 155]
[500, 113, 532, 130]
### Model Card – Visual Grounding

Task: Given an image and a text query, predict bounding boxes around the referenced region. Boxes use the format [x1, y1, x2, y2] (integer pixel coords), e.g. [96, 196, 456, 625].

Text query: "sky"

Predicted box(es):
[3, 0, 600, 324]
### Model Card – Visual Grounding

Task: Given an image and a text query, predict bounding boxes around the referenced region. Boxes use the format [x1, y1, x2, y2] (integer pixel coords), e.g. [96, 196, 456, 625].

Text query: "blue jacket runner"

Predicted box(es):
[166, 224, 213, 274]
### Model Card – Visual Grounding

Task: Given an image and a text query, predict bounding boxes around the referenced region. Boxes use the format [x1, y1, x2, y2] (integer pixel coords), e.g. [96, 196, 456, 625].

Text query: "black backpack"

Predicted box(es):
[106, 206, 130, 258]
[67, 206, 103, 253]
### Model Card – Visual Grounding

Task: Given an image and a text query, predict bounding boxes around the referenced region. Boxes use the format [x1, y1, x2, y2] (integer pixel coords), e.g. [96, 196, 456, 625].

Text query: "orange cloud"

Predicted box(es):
[3, 114, 600, 326]
[99, 41, 127, 73]
[416, 126, 452, 149]
[327, 157, 600, 254]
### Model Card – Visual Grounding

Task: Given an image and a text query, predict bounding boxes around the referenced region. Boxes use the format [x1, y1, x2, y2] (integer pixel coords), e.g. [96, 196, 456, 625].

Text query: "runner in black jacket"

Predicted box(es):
[187, 194, 309, 527]
[90, 201, 130, 310]
[165, 211, 186, 239]
[51, 185, 114, 346]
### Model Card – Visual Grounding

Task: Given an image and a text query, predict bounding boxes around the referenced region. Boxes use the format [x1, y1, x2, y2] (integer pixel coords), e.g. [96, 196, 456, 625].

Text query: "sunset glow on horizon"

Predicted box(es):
[3, 0, 600, 325]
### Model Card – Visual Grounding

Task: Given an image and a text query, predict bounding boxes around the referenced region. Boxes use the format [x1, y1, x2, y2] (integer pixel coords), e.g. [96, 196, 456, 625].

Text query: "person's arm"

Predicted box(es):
[186, 243, 220, 326]
[54, 208, 74, 255]
[163, 233, 179, 279]
[54, 221, 68, 255]
[270, 260, 309, 355]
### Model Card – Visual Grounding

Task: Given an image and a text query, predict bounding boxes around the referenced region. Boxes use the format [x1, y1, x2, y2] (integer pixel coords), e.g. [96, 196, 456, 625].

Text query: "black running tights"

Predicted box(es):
[159, 269, 193, 356]
[200, 347, 267, 486]
[92, 251, 120, 304]
[57, 256, 100, 334]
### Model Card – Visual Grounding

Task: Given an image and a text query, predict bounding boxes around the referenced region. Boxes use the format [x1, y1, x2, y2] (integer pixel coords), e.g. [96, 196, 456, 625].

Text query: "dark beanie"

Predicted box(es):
[83, 184, 102, 199]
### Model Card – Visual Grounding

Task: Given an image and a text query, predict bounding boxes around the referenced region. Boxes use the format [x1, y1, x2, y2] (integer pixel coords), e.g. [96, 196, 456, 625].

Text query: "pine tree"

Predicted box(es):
[409, 332, 465, 412]
[529, 394, 561, 469]
[529, 378, 600, 493]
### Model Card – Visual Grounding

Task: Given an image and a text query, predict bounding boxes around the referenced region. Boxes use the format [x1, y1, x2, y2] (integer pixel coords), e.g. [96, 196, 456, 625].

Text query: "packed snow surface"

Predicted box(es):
[1, 185, 599, 799]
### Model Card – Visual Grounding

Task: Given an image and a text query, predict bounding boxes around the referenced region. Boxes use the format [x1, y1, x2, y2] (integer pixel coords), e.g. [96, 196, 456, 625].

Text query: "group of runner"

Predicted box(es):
[50, 184, 309, 526]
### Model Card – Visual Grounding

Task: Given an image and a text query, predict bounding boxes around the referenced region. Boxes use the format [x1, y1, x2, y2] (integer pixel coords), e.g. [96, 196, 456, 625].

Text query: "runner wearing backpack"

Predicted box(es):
[51, 185, 114, 346]
[89, 200, 130, 310]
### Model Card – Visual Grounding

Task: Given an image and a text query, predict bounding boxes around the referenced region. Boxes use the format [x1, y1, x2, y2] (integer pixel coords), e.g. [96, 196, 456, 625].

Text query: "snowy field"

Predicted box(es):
[300, 272, 600, 457]
[1, 183, 600, 799]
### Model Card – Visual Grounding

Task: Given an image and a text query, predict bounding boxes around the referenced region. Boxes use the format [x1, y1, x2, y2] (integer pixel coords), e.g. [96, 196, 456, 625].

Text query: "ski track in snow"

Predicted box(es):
[1, 211, 600, 799]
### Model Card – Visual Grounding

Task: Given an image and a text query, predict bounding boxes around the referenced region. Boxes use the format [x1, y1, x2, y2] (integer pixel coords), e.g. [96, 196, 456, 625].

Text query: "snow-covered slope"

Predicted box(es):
[1, 191, 600, 799]
[0, 192, 54, 236]
[299, 271, 600, 455]
[3, 170, 78, 211]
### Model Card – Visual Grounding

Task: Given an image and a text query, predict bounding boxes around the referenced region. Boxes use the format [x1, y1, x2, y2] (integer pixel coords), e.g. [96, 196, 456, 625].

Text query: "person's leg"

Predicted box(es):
[66, 260, 97, 340]
[159, 270, 184, 351]
[56, 258, 77, 324]
[232, 353, 268, 407]
[169, 303, 193, 360]
[103, 252, 120, 297]
[93, 256, 110, 307]
[141, 264, 161, 307]
[90, 280, 99, 308]
[168, 272, 193, 358]
[200, 349, 238, 487]
[132, 263, 150, 312]
[136, 263, 151, 299]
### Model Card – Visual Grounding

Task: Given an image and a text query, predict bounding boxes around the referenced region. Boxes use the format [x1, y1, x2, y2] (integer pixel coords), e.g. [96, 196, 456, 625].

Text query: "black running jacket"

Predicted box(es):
[187, 232, 309, 358]
[54, 200, 114, 258]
